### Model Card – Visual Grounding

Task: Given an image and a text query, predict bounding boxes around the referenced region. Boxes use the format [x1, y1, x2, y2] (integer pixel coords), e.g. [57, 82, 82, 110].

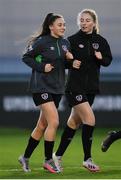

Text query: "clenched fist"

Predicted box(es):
[66, 51, 73, 60]
[95, 51, 102, 60]
[44, 64, 54, 72]
[73, 60, 81, 69]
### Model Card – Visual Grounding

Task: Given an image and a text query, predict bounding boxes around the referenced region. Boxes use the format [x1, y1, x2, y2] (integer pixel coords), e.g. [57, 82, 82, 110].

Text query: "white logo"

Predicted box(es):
[41, 93, 48, 100]
[50, 46, 55, 50]
[62, 45, 68, 52]
[76, 95, 83, 101]
[92, 43, 99, 50]
[79, 44, 84, 48]
[28, 45, 33, 51]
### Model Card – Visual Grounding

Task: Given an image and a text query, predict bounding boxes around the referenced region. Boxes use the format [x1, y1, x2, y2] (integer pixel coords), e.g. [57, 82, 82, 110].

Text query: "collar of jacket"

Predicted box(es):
[47, 34, 63, 41]
[77, 29, 96, 39]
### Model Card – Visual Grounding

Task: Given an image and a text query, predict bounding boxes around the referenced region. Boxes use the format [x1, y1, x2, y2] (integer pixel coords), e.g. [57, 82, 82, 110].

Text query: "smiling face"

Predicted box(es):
[79, 13, 96, 34]
[49, 17, 66, 38]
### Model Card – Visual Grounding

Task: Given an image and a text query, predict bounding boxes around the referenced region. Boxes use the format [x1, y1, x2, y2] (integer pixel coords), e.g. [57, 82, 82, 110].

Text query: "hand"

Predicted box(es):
[95, 51, 102, 60]
[66, 51, 73, 60]
[44, 64, 54, 72]
[73, 60, 81, 69]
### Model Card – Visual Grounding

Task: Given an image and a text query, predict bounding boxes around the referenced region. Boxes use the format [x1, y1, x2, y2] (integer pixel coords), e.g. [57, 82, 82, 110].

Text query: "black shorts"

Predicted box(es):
[65, 92, 88, 107]
[32, 93, 62, 108]
[86, 94, 96, 106]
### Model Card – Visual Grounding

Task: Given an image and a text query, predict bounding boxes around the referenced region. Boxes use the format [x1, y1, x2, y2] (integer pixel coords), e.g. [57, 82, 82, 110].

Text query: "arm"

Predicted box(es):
[64, 51, 74, 69]
[95, 39, 113, 67]
[64, 59, 81, 69]
[22, 39, 46, 73]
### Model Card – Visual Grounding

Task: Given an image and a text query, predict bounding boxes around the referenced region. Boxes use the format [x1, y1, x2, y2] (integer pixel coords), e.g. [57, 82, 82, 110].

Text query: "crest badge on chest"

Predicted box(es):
[62, 45, 68, 52]
[92, 43, 99, 50]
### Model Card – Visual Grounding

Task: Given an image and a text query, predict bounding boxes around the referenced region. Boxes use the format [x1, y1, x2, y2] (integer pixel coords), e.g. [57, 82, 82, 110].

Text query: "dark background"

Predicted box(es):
[0, 79, 121, 128]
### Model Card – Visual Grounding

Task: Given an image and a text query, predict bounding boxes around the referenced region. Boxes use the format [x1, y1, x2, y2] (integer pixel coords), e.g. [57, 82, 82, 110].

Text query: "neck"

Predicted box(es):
[86, 31, 93, 34]
[51, 32, 60, 38]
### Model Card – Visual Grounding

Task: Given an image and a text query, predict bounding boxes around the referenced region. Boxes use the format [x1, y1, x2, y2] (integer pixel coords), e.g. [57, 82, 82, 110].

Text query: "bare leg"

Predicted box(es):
[31, 110, 48, 140]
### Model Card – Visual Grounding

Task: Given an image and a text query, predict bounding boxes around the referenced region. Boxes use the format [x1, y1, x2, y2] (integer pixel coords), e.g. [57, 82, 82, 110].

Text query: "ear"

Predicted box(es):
[93, 22, 96, 28]
[49, 25, 53, 31]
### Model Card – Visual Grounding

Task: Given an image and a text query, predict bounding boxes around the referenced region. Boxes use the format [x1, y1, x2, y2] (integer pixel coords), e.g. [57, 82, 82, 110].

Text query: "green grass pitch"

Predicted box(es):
[0, 127, 121, 179]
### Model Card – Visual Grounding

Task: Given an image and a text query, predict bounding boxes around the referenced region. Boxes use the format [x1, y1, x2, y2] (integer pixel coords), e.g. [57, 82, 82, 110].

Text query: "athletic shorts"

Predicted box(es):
[32, 92, 62, 108]
[86, 94, 95, 106]
[65, 92, 88, 107]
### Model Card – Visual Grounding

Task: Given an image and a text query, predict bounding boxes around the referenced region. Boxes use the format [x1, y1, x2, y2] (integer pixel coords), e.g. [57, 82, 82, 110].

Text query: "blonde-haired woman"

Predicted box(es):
[53, 9, 112, 172]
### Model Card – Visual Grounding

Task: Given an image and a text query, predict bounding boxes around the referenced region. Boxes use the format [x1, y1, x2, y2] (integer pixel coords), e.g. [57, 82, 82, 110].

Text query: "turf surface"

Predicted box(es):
[0, 127, 121, 179]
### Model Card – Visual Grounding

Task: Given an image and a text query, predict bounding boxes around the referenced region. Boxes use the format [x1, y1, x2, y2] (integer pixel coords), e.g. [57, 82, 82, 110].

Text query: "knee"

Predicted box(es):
[84, 116, 95, 126]
[89, 121, 95, 126]
[31, 123, 46, 140]
[36, 123, 47, 132]
[47, 118, 59, 129]
[51, 120, 59, 129]
[92, 118, 95, 126]
[67, 119, 79, 129]
[89, 115, 95, 126]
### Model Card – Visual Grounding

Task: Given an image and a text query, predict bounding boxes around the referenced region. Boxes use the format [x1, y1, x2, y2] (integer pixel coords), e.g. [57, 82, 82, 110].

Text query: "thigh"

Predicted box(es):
[32, 93, 59, 123]
[67, 108, 82, 129]
[73, 102, 95, 125]
[36, 111, 48, 129]
[41, 101, 59, 124]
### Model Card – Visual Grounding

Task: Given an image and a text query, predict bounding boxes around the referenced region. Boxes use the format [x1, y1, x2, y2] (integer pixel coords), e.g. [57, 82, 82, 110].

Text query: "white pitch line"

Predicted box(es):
[0, 166, 121, 172]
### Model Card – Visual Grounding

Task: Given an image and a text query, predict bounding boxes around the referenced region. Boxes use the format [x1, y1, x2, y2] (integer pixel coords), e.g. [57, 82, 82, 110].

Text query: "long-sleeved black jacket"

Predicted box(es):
[66, 30, 112, 94]
[22, 35, 71, 94]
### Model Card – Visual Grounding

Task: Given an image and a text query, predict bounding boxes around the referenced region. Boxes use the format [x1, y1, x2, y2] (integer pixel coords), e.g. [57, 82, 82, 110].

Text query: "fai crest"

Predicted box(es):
[92, 43, 99, 50]
[62, 45, 68, 52]
[76, 95, 82, 101]
[41, 93, 48, 100]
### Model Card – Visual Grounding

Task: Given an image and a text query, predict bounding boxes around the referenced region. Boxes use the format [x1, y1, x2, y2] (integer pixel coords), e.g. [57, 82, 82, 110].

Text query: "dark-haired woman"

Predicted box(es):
[18, 13, 73, 173]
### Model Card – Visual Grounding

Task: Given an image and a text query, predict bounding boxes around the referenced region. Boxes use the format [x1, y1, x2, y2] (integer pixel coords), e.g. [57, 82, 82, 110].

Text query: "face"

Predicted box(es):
[79, 13, 95, 34]
[49, 17, 66, 38]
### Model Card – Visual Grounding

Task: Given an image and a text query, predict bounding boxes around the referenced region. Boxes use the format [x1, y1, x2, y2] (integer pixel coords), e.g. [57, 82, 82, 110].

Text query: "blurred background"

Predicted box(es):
[0, 0, 121, 129]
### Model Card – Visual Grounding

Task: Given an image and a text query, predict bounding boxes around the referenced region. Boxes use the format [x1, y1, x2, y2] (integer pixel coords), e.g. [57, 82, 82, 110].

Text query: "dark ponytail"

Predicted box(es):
[41, 13, 54, 36]
[27, 13, 63, 46]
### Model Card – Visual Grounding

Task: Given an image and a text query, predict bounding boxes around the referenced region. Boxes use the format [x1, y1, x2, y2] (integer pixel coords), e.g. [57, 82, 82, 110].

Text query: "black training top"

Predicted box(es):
[66, 30, 112, 94]
[22, 35, 71, 94]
